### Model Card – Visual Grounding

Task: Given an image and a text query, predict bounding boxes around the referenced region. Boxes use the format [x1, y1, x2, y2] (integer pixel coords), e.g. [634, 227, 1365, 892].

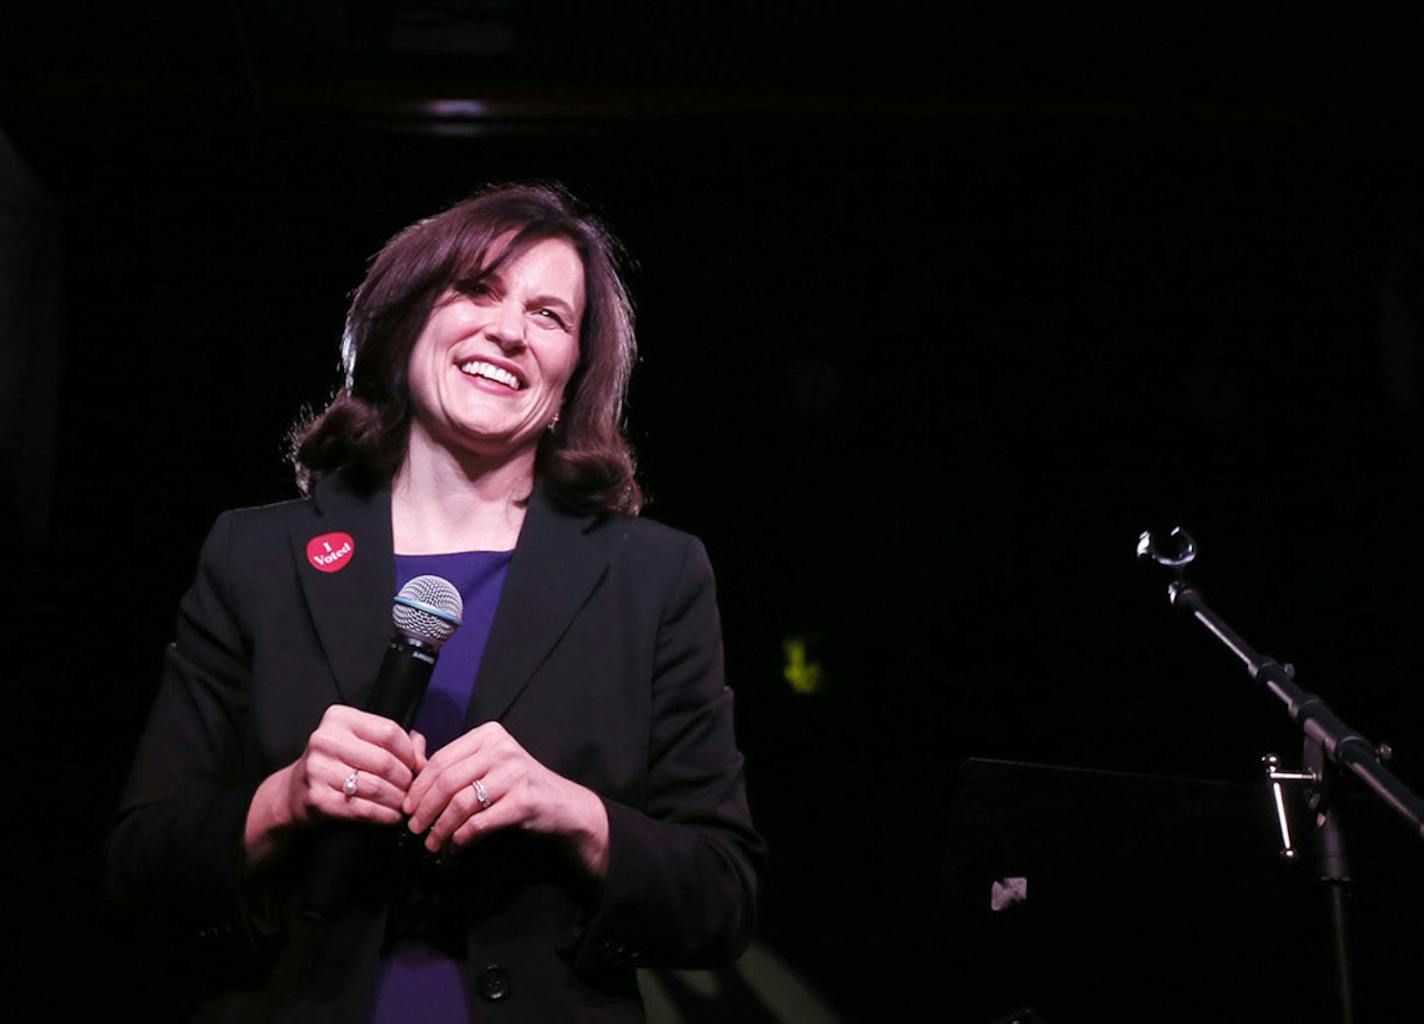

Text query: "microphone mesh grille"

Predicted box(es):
[391, 574, 463, 648]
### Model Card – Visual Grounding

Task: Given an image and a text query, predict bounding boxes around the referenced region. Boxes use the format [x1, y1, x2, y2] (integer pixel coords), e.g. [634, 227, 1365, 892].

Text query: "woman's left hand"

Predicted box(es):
[403, 722, 610, 877]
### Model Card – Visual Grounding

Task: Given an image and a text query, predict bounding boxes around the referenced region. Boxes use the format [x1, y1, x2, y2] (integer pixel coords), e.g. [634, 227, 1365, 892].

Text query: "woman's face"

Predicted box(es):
[405, 236, 585, 467]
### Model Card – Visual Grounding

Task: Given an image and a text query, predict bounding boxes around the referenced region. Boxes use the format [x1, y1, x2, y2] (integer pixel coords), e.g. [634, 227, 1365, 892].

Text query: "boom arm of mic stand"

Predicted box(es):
[1168, 579, 1424, 839]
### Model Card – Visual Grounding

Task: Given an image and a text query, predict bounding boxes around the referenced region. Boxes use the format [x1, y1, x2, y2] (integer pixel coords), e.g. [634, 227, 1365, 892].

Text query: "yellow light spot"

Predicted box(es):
[782, 637, 823, 695]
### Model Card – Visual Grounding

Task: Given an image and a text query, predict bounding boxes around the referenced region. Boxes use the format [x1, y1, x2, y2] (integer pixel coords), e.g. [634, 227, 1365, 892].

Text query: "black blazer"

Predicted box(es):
[107, 473, 763, 1022]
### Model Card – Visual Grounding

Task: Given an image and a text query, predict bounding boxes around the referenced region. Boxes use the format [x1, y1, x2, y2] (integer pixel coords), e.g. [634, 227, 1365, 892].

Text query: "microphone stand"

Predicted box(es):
[1137, 528, 1424, 1024]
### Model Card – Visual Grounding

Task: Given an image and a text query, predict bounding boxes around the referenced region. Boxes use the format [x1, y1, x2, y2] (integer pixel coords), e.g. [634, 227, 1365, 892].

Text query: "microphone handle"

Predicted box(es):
[300, 634, 439, 922]
[367, 635, 439, 727]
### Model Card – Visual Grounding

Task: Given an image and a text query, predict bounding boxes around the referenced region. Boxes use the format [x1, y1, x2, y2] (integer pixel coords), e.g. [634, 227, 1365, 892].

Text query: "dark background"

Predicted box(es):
[6, 4, 1424, 1020]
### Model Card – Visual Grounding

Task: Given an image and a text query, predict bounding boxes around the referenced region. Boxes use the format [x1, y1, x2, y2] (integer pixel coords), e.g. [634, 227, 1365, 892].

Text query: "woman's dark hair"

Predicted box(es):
[292, 183, 642, 516]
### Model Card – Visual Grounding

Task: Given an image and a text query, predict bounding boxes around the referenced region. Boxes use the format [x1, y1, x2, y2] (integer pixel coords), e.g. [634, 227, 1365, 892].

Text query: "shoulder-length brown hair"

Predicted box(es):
[292, 183, 642, 516]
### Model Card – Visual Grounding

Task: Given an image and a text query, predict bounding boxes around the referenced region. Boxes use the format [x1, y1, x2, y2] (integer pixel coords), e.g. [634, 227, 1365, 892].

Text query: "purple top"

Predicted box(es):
[371, 549, 512, 1023]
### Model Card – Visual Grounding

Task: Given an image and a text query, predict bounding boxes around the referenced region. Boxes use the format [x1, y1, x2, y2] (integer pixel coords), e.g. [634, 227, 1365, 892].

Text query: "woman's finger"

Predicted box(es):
[324, 761, 409, 812]
[447, 788, 523, 848]
[406, 748, 497, 833]
[441, 761, 530, 849]
[405, 724, 498, 809]
[286, 706, 424, 826]
[340, 708, 420, 772]
[287, 754, 408, 825]
[310, 787, 403, 826]
[423, 760, 515, 850]
[309, 733, 415, 793]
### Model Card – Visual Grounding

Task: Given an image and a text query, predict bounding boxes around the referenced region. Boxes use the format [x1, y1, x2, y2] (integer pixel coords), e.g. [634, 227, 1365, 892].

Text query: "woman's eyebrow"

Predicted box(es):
[527, 292, 579, 315]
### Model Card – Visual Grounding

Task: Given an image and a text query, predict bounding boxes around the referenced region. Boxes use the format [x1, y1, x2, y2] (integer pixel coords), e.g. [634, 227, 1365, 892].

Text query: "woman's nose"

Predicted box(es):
[486, 300, 526, 348]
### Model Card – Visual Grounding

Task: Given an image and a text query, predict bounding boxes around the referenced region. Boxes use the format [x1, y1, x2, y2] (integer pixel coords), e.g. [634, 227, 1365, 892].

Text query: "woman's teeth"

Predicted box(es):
[459, 360, 521, 390]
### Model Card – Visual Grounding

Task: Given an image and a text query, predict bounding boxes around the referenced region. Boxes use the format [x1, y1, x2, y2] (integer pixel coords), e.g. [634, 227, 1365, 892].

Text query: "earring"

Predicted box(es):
[547, 413, 560, 432]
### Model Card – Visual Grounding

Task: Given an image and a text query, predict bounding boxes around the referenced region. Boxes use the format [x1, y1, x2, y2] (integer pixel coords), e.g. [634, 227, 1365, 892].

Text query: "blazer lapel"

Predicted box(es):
[289, 473, 395, 707]
[469, 485, 608, 725]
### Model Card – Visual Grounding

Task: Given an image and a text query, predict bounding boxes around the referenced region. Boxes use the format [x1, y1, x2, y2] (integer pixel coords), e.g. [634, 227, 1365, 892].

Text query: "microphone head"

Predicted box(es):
[392, 575, 463, 649]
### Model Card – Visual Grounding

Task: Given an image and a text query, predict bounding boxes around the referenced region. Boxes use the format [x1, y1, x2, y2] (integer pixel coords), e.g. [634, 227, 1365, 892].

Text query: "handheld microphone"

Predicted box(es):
[301, 575, 462, 922]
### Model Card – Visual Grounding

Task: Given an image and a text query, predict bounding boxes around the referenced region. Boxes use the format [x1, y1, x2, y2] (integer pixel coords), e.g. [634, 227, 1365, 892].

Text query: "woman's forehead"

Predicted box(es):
[459, 226, 580, 275]
[466, 234, 586, 303]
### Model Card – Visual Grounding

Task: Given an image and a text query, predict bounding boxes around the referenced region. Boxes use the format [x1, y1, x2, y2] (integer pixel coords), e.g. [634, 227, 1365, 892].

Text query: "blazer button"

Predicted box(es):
[476, 964, 511, 1002]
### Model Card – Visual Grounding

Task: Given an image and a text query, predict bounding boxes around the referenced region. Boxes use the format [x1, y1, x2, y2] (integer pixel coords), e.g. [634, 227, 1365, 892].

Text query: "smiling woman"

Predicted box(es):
[105, 184, 763, 1022]
[293, 184, 642, 518]
[404, 238, 584, 479]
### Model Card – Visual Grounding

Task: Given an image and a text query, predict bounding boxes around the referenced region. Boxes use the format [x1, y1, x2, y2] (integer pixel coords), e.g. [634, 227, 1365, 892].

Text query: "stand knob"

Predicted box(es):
[1136, 527, 1197, 568]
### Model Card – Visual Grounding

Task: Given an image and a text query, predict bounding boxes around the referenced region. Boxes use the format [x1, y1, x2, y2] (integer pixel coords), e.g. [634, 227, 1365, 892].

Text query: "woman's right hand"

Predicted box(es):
[244, 705, 425, 868]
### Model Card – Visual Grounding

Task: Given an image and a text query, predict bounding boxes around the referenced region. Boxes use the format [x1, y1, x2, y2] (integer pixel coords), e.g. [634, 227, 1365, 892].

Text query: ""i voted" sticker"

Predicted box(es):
[306, 532, 355, 573]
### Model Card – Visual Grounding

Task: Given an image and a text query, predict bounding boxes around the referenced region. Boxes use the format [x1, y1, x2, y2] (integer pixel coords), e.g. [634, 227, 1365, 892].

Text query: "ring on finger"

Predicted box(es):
[472, 778, 491, 811]
[342, 770, 359, 799]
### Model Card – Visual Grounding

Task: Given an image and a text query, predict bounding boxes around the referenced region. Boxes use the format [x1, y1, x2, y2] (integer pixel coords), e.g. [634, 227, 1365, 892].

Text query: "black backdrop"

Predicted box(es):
[6, 6, 1424, 1021]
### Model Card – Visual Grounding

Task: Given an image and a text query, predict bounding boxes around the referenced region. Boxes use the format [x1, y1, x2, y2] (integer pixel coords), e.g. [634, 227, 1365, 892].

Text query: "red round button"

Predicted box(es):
[306, 532, 355, 573]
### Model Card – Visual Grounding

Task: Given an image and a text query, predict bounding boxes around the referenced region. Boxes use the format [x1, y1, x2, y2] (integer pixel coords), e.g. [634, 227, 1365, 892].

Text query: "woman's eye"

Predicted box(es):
[536, 308, 568, 329]
[457, 280, 494, 300]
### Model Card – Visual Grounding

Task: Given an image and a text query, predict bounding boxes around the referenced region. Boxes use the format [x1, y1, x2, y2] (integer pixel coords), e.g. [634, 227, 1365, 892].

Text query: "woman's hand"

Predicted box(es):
[244, 705, 425, 867]
[403, 722, 610, 878]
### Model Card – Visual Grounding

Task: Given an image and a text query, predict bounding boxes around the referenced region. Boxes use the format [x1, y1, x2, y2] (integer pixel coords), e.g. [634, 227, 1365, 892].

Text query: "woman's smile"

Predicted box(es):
[458, 359, 523, 391]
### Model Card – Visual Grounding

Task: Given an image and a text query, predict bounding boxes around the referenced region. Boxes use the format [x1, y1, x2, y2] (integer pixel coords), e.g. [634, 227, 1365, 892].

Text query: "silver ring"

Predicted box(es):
[472, 778, 491, 810]
[342, 770, 359, 798]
